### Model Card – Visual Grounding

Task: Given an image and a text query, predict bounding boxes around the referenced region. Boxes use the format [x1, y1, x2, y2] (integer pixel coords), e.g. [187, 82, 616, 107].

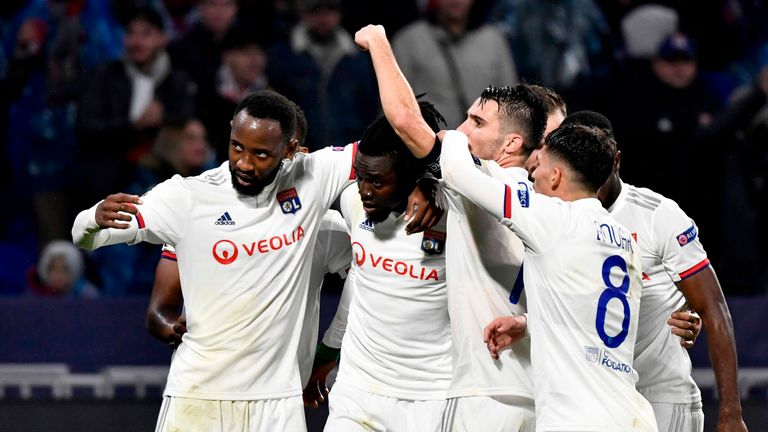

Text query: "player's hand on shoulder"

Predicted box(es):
[483, 315, 527, 360]
[405, 180, 443, 235]
[354, 24, 386, 51]
[95, 193, 143, 229]
[668, 310, 701, 349]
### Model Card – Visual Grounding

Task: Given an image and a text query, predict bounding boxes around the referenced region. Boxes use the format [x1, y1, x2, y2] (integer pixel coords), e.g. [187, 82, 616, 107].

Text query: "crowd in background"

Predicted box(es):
[0, 0, 766, 297]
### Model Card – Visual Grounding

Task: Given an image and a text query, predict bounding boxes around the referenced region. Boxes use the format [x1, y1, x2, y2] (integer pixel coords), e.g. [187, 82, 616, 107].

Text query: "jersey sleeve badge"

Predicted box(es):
[277, 188, 302, 214]
[676, 223, 698, 247]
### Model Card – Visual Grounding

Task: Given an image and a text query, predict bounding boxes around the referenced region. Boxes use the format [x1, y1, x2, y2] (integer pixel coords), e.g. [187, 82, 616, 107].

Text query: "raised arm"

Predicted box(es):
[676, 268, 747, 432]
[354, 25, 436, 158]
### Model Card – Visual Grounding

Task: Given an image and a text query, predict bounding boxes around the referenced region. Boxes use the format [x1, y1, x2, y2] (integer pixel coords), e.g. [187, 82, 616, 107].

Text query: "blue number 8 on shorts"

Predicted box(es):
[595, 255, 631, 348]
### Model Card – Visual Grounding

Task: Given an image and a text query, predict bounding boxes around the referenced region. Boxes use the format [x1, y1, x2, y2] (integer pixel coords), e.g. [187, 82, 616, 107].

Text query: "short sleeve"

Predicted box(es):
[161, 244, 177, 261]
[653, 200, 710, 282]
[132, 175, 192, 246]
[303, 143, 358, 209]
[317, 210, 353, 276]
[321, 266, 357, 349]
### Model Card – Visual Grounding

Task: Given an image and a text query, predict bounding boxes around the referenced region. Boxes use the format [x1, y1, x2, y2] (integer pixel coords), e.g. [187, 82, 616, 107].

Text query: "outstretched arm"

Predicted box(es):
[677, 267, 747, 432]
[72, 193, 143, 250]
[355, 25, 436, 158]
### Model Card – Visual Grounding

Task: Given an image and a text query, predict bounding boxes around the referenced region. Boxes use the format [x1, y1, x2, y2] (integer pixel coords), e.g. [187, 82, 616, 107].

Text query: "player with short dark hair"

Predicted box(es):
[354, 24, 657, 431]
[558, 111, 748, 432]
[73, 88, 359, 432]
[312, 102, 454, 432]
[355, 24, 551, 432]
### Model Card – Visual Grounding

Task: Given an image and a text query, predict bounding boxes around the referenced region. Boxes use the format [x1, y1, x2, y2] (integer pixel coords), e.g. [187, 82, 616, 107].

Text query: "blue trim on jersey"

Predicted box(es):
[509, 262, 525, 304]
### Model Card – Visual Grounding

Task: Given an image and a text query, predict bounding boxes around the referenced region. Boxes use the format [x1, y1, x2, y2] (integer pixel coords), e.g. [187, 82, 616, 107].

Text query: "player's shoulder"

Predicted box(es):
[622, 183, 666, 213]
[624, 183, 691, 220]
[187, 162, 230, 187]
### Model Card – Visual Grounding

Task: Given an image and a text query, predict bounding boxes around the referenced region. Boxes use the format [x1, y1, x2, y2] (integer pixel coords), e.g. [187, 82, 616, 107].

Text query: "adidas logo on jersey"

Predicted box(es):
[359, 218, 374, 232]
[215, 212, 235, 225]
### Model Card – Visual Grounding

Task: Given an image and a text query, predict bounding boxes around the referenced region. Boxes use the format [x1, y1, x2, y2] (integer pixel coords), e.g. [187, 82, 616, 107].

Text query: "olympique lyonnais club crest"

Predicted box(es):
[277, 188, 302, 214]
[422, 230, 446, 255]
[585, 346, 600, 363]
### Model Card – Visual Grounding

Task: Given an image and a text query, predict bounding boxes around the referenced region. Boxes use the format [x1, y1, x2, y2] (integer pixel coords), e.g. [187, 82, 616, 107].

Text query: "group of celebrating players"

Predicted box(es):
[71, 25, 747, 432]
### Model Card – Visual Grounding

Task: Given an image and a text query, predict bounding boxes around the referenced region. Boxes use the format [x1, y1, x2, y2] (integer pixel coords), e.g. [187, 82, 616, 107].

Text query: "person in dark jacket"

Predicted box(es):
[77, 6, 196, 205]
[266, 0, 378, 151]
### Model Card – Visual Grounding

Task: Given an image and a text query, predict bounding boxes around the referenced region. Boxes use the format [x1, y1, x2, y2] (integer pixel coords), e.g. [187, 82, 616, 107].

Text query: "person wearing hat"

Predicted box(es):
[604, 32, 722, 267]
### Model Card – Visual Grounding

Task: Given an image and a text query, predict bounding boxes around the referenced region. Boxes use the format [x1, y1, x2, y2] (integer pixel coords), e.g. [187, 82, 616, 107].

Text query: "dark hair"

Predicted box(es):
[234, 90, 296, 144]
[560, 111, 614, 140]
[291, 102, 308, 146]
[125, 7, 165, 31]
[358, 100, 445, 177]
[479, 85, 548, 155]
[545, 124, 617, 192]
[526, 84, 567, 117]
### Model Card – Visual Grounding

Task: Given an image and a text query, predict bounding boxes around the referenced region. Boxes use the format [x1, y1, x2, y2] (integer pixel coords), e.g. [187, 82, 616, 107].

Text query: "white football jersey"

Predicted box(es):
[72, 144, 356, 400]
[334, 185, 452, 400]
[297, 210, 352, 387]
[160, 210, 352, 389]
[439, 131, 657, 431]
[440, 164, 533, 400]
[608, 182, 708, 404]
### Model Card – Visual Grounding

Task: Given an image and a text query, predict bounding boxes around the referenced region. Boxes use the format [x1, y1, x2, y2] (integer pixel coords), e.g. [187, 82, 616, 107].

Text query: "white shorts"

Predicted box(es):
[650, 401, 704, 432]
[154, 395, 306, 432]
[325, 383, 445, 432]
[440, 395, 535, 432]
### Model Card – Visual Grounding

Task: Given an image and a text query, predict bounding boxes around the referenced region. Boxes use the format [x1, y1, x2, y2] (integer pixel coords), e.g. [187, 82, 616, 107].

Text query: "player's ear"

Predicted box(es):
[551, 166, 562, 190]
[503, 133, 523, 154]
[284, 137, 298, 159]
[614, 151, 622, 173]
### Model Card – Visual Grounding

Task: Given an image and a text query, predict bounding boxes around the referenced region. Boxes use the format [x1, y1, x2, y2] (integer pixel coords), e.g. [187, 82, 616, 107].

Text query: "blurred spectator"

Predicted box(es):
[696, 65, 768, 292]
[267, 0, 379, 150]
[27, 240, 99, 298]
[607, 33, 723, 263]
[238, 0, 301, 45]
[393, 0, 517, 128]
[77, 6, 196, 205]
[134, 118, 214, 186]
[340, 0, 419, 38]
[90, 119, 213, 297]
[490, 0, 611, 108]
[206, 34, 269, 158]
[169, 0, 241, 122]
[620, 4, 678, 59]
[1, 0, 125, 248]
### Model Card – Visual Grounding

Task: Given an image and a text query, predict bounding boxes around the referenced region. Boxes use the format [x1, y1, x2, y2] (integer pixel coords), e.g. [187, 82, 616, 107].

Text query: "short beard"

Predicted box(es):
[229, 163, 280, 196]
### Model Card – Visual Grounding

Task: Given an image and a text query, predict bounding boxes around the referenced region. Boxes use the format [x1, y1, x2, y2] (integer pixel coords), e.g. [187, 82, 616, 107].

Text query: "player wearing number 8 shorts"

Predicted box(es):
[441, 125, 657, 431]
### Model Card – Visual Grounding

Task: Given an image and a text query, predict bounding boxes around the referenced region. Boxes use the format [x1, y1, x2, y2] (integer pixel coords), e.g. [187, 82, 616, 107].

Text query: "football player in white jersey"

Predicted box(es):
[143, 103, 357, 394]
[355, 25, 657, 430]
[72, 90, 359, 432]
[355, 25, 555, 432]
[557, 111, 747, 432]
[318, 102, 453, 432]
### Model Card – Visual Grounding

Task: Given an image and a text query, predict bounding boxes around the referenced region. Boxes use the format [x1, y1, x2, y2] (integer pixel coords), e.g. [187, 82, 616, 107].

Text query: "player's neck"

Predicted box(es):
[495, 153, 526, 170]
[599, 175, 622, 209]
[556, 183, 598, 203]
